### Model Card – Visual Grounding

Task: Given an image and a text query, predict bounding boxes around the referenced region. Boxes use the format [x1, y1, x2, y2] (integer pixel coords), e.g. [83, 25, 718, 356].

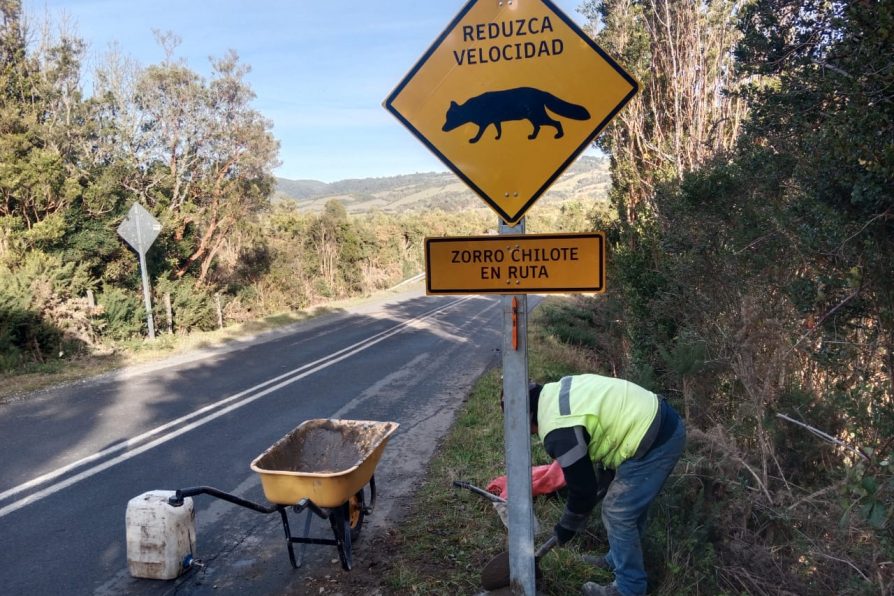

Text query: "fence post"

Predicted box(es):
[215, 293, 224, 329]
[164, 292, 173, 334]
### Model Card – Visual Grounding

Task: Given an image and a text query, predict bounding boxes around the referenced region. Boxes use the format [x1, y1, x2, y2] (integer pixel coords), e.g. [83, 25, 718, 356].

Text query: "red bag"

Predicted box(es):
[486, 459, 566, 499]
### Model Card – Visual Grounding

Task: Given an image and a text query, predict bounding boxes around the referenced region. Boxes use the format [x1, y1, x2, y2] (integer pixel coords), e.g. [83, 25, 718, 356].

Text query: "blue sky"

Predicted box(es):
[25, 0, 592, 183]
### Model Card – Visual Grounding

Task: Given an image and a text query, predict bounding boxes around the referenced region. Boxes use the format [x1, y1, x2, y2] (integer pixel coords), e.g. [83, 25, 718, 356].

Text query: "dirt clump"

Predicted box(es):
[255, 419, 396, 474]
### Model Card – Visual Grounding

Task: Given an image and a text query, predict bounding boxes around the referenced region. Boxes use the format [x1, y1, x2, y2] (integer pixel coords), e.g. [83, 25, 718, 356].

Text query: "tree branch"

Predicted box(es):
[789, 289, 860, 353]
[812, 58, 854, 79]
[776, 413, 870, 461]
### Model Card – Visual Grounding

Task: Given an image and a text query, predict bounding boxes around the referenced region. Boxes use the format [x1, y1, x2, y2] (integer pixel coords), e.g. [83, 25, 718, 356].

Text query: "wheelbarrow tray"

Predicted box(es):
[250, 419, 399, 508]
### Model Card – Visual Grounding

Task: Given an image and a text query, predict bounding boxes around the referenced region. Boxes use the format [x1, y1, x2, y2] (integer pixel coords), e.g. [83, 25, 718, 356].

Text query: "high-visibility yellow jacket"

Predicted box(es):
[536, 374, 660, 469]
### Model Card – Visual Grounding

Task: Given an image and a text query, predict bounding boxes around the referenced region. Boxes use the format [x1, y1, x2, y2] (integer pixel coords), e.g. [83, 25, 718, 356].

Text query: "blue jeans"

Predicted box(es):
[601, 402, 686, 595]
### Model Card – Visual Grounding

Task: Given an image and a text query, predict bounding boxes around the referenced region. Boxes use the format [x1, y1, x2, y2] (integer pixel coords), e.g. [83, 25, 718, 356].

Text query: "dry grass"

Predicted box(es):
[0, 307, 338, 403]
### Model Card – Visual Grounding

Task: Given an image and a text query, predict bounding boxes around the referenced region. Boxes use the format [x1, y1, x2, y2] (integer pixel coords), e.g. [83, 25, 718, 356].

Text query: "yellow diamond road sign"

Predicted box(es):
[384, 0, 637, 224]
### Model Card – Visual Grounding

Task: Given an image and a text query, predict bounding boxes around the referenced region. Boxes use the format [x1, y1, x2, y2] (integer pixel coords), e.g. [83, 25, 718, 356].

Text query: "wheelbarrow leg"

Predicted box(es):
[297, 508, 313, 567]
[364, 474, 377, 514]
[278, 507, 317, 569]
[277, 507, 299, 569]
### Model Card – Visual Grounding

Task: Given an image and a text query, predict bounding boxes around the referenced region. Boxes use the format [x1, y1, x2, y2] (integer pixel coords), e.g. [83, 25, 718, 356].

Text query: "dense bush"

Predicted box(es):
[586, 0, 893, 592]
[0, 251, 98, 369]
[95, 286, 143, 341]
[153, 277, 217, 334]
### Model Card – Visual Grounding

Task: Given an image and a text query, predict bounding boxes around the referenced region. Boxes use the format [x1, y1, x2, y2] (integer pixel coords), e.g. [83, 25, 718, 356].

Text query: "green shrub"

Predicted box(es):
[0, 251, 94, 367]
[0, 304, 58, 372]
[153, 277, 217, 333]
[96, 286, 144, 340]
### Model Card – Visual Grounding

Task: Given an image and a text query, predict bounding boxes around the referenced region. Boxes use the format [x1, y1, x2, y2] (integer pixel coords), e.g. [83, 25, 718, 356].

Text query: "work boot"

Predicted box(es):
[581, 581, 621, 596]
[581, 554, 612, 571]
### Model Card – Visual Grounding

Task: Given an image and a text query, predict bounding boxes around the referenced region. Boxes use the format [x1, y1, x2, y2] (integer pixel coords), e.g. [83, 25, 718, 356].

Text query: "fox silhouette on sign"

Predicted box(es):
[442, 87, 591, 144]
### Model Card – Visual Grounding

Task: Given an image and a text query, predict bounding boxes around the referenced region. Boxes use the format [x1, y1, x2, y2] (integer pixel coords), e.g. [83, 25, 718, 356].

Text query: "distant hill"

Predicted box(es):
[273, 155, 610, 214]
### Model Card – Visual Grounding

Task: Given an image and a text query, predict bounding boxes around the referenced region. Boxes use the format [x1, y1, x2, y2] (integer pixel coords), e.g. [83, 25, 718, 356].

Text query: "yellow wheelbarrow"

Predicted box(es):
[169, 419, 399, 571]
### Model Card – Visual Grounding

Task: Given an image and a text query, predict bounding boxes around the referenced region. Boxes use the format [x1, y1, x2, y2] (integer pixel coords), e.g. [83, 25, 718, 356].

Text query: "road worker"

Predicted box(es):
[528, 374, 686, 596]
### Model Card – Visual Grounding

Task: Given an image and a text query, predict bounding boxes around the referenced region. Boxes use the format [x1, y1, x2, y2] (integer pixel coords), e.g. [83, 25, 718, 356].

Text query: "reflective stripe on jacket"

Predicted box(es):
[536, 374, 659, 469]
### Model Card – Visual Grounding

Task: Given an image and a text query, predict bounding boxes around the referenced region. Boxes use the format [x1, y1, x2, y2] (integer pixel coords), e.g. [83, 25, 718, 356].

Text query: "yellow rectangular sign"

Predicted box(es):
[425, 233, 605, 295]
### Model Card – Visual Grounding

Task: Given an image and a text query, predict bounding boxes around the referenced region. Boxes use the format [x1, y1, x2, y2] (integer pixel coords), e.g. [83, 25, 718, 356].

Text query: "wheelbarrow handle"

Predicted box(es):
[169, 486, 278, 514]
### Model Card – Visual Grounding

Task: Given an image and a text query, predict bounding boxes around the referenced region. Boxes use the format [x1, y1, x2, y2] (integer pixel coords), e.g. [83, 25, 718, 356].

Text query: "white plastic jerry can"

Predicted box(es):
[126, 490, 196, 580]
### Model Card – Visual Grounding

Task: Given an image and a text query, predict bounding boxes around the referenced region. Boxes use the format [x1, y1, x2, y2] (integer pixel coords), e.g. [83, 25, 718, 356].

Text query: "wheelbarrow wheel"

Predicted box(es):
[347, 487, 365, 542]
[330, 503, 353, 571]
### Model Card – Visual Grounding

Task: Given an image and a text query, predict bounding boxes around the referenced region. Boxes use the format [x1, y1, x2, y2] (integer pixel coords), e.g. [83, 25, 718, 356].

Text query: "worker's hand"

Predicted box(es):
[555, 507, 589, 545]
[554, 523, 576, 546]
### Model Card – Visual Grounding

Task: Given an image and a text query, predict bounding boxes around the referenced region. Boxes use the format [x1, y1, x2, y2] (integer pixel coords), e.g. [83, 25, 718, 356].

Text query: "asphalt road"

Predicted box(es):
[0, 288, 531, 595]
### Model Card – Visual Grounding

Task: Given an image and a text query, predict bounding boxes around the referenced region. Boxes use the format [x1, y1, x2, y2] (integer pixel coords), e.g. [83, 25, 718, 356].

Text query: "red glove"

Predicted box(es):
[486, 460, 567, 499]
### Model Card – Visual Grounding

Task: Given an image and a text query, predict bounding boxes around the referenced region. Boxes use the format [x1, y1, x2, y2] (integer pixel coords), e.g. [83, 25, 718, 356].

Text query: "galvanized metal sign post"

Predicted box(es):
[499, 218, 538, 593]
[385, 1, 637, 592]
[117, 203, 162, 340]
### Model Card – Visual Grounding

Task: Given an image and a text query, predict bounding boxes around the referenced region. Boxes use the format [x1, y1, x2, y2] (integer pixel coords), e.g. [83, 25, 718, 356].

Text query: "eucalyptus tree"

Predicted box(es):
[570, 2, 893, 592]
[0, 0, 90, 241]
[0, 0, 103, 365]
[581, 0, 747, 225]
[94, 33, 280, 284]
